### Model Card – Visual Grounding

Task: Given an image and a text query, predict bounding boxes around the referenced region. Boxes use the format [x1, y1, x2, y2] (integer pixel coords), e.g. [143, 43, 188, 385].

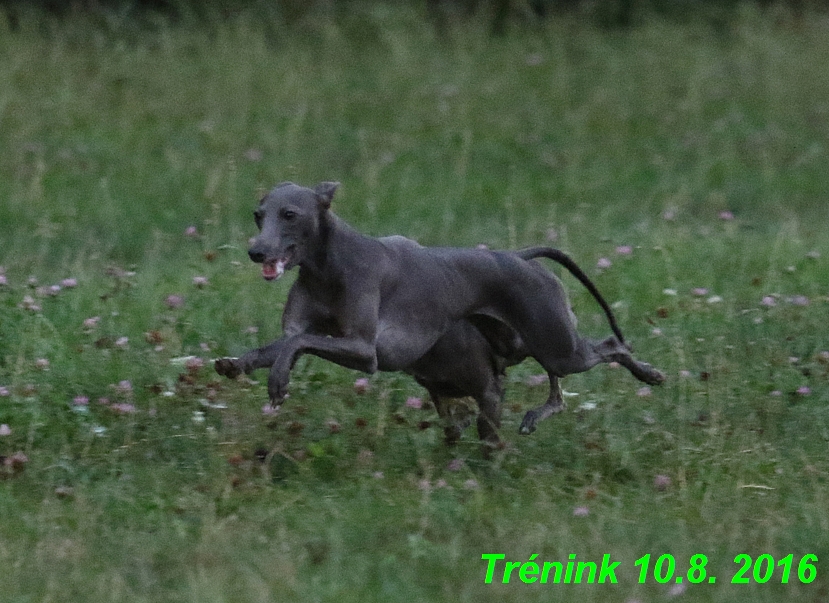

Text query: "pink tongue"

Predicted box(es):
[262, 259, 287, 281]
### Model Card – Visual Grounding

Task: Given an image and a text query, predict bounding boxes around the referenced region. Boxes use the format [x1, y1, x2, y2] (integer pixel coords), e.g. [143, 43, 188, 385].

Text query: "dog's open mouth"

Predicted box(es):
[261, 246, 296, 281]
[262, 259, 287, 281]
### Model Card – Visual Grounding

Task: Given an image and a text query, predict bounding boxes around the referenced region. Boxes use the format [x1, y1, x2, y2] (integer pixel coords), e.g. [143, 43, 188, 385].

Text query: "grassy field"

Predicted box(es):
[1, 4, 828, 602]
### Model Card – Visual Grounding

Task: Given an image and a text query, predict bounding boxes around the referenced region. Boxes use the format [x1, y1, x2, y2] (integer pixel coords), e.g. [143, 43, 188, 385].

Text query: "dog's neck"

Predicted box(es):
[297, 211, 368, 282]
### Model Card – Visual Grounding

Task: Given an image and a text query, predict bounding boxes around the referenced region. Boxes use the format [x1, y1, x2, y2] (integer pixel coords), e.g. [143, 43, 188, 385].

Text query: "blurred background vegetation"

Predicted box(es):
[2, 0, 827, 33]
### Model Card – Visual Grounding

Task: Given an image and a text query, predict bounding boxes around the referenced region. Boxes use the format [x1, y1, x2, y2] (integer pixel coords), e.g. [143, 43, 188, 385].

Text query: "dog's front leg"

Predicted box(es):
[266, 334, 378, 404]
[215, 339, 290, 379]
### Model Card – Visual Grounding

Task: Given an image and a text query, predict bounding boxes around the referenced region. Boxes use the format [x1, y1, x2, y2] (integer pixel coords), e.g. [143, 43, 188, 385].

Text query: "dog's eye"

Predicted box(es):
[281, 209, 297, 221]
[253, 210, 263, 228]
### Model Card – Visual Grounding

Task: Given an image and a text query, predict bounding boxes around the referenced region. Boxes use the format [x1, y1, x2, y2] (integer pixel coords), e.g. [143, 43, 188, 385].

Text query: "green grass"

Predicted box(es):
[1, 5, 829, 602]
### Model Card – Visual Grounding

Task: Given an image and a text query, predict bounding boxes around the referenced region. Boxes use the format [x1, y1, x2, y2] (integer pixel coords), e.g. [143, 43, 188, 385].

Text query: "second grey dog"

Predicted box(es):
[216, 181, 665, 445]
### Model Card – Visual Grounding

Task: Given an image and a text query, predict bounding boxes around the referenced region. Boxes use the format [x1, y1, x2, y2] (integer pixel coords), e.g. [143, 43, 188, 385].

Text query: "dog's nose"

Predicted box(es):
[248, 248, 266, 263]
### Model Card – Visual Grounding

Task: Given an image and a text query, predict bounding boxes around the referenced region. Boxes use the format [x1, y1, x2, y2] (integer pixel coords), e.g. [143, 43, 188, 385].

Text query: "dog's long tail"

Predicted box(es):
[516, 246, 627, 347]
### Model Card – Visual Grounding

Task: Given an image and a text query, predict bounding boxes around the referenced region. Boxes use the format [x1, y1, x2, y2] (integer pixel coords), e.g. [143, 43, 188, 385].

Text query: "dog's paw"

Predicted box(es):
[215, 357, 243, 379]
[640, 363, 666, 386]
[518, 413, 538, 435]
[265, 399, 283, 413]
[267, 367, 291, 403]
[268, 385, 289, 403]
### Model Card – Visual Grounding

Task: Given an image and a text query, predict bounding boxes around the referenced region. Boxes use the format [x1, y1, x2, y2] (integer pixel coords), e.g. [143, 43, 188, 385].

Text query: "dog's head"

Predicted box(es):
[248, 181, 339, 281]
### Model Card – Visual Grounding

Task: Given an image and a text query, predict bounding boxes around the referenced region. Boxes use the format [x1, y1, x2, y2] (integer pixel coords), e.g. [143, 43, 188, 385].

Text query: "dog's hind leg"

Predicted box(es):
[592, 336, 665, 385]
[430, 393, 467, 445]
[519, 376, 565, 435]
[475, 378, 504, 448]
[529, 335, 665, 388]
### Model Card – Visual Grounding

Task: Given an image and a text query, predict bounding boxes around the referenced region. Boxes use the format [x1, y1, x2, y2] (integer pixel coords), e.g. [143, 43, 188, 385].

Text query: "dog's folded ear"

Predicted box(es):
[314, 181, 340, 209]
